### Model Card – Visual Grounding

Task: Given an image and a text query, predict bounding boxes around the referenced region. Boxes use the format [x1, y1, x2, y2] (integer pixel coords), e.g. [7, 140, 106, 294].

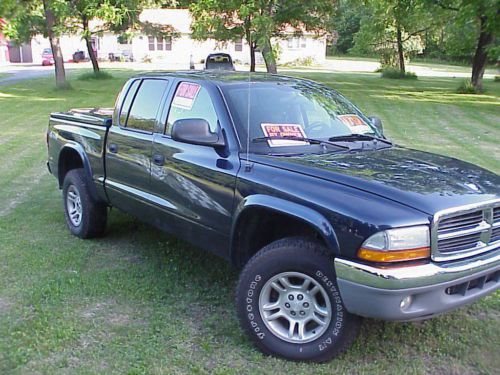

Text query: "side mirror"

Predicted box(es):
[369, 116, 383, 134]
[171, 118, 225, 147]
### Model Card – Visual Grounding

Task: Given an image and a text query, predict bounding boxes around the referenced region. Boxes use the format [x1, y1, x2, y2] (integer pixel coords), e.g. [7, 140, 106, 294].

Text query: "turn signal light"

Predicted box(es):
[357, 247, 431, 263]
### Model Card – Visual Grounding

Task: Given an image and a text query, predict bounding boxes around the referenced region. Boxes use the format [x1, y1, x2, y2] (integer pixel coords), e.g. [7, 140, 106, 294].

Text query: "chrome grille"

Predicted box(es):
[432, 200, 500, 261]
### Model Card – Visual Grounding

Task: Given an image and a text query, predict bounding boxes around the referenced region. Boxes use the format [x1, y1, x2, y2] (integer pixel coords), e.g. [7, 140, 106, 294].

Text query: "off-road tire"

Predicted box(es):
[62, 168, 107, 238]
[236, 237, 361, 362]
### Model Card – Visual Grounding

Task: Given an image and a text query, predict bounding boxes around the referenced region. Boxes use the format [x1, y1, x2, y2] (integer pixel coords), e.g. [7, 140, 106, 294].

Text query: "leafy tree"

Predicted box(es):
[1, 0, 70, 88]
[353, 0, 441, 73]
[330, 0, 370, 55]
[429, 0, 499, 92]
[191, 0, 335, 73]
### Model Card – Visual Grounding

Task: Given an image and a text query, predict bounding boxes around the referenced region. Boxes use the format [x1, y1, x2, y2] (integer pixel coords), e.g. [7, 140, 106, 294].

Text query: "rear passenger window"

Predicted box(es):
[119, 80, 140, 125]
[126, 79, 169, 132]
[166, 83, 218, 134]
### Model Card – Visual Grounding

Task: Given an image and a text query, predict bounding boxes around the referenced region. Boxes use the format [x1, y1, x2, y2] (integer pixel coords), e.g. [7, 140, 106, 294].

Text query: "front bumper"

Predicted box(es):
[334, 248, 500, 321]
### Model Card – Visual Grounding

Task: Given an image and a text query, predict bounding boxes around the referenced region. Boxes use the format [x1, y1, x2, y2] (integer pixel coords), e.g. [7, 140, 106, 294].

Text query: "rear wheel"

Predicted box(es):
[62, 168, 107, 238]
[236, 237, 361, 362]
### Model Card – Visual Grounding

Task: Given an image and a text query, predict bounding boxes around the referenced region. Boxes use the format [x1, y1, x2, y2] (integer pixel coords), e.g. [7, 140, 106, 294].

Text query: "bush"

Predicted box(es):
[494, 76, 500, 82]
[281, 56, 316, 67]
[77, 71, 113, 81]
[456, 80, 479, 94]
[380, 68, 417, 79]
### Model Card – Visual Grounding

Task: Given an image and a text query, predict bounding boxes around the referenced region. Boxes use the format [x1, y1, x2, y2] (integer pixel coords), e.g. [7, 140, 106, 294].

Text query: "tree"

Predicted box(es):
[66, 0, 141, 73]
[191, 0, 335, 74]
[353, 0, 440, 74]
[1, 0, 70, 88]
[430, 0, 499, 92]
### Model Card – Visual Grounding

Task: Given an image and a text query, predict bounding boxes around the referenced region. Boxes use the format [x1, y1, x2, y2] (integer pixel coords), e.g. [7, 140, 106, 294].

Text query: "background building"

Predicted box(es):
[1, 9, 327, 67]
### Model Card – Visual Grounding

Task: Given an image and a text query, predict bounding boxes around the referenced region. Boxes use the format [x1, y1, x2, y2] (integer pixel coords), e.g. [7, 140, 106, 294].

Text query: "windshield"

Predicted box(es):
[221, 79, 382, 154]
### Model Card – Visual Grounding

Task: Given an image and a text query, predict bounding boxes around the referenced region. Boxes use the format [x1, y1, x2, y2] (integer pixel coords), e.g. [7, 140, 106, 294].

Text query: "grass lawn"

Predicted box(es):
[0, 69, 499, 374]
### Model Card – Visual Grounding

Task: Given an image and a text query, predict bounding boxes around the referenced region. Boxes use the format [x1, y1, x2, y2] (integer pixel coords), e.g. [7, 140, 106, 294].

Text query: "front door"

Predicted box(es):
[150, 80, 240, 257]
[105, 78, 170, 217]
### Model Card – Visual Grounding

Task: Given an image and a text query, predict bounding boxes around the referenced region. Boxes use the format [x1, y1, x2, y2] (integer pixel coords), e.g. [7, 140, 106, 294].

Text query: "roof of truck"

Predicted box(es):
[134, 71, 307, 87]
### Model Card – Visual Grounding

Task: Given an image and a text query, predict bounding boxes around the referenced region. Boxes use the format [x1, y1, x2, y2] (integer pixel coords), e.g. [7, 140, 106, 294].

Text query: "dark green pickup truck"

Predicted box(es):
[47, 71, 500, 362]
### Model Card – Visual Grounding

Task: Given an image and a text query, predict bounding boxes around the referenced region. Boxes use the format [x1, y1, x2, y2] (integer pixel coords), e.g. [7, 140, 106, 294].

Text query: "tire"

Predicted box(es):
[236, 237, 361, 362]
[62, 168, 107, 239]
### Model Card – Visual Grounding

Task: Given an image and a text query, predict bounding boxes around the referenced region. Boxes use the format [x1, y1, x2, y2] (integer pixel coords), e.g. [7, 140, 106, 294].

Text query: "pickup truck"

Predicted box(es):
[47, 71, 500, 362]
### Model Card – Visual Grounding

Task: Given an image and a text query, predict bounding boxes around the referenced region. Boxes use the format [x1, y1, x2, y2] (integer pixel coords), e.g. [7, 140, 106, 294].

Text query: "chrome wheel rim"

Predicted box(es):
[66, 185, 82, 226]
[259, 271, 332, 344]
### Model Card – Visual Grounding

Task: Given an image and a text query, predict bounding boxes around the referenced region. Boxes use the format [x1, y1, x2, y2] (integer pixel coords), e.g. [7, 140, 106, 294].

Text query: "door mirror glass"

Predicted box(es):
[369, 116, 383, 134]
[171, 118, 225, 147]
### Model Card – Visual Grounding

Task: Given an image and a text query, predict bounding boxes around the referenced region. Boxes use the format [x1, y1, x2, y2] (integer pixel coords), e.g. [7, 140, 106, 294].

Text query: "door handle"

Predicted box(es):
[109, 143, 118, 153]
[153, 154, 165, 166]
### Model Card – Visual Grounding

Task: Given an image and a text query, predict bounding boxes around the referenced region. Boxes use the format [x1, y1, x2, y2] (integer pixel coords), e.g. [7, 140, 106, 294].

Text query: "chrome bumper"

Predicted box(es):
[334, 248, 500, 321]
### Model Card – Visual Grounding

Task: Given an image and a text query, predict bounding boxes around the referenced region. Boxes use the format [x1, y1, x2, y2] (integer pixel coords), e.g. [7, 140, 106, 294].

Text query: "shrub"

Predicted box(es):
[281, 56, 316, 67]
[77, 71, 113, 81]
[494, 75, 500, 82]
[456, 80, 479, 94]
[380, 68, 417, 79]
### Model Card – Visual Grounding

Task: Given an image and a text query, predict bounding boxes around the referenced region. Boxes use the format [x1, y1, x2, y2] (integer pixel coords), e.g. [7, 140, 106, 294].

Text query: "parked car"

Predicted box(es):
[41, 48, 54, 66]
[46, 72, 500, 362]
[72, 50, 87, 63]
[204, 53, 235, 71]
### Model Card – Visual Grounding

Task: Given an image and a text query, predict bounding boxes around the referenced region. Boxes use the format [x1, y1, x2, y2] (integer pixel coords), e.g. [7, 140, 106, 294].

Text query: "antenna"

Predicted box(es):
[245, 69, 252, 172]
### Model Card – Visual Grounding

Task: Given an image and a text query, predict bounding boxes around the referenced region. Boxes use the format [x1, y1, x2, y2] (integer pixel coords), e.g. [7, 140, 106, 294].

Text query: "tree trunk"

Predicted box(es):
[249, 42, 256, 72]
[83, 17, 99, 73]
[471, 16, 493, 92]
[261, 36, 277, 74]
[42, 0, 68, 88]
[396, 25, 405, 74]
[244, 18, 256, 72]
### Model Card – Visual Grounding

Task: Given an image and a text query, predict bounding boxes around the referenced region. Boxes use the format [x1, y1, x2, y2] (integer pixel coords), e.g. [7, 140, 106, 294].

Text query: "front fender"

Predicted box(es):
[230, 194, 340, 257]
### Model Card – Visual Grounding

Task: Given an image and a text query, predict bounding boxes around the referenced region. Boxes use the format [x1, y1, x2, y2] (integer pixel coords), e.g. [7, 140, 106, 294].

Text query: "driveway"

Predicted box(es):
[0, 64, 56, 85]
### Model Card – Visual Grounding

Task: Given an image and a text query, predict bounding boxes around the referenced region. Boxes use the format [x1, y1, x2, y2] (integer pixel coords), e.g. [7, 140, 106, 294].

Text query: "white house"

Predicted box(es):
[5, 8, 327, 67]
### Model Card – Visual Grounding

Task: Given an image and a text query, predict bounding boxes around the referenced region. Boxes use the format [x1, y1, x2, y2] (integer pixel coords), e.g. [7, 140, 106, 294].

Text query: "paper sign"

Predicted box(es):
[261, 123, 309, 147]
[338, 114, 372, 134]
[172, 82, 201, 110]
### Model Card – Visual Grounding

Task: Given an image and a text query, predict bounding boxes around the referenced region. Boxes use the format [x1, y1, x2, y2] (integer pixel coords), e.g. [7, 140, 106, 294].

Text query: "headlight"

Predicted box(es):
[358, 225, 430, 262]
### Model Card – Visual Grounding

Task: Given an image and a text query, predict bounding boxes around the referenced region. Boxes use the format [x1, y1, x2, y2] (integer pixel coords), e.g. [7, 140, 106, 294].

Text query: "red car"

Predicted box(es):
[41, 48, 54, 66]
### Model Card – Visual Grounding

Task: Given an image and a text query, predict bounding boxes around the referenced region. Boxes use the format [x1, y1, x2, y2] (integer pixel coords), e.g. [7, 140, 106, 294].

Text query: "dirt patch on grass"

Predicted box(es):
[80, 300, 148, 328]
[0, 167, 47, 217]
[0, 297, 12, 314]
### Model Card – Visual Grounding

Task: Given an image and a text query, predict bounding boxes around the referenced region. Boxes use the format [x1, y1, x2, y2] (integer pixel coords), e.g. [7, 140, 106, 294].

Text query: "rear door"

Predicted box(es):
[105, 78, 170, 216]
[149, 80, 240, 257]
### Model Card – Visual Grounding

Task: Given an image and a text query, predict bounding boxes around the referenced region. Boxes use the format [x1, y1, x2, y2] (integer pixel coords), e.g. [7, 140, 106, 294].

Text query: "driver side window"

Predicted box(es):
[166, 83, 219, 135]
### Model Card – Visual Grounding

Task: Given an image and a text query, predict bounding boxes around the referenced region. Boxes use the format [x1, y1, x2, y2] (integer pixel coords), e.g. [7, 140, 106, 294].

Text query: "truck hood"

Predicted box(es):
[252, 147, 499, 214]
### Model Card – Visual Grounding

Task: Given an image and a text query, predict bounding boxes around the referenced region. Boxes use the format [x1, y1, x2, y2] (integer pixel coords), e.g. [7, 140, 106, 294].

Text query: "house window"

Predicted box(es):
[287, 37, 307, 49]
[235, 38, 243, 52]
[157, 36, 164, 51]
[148, 36, 155, 51]
[165, 37, 172, 51]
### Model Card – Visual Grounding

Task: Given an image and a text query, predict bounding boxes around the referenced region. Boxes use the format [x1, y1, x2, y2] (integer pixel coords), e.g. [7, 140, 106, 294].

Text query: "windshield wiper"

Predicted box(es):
[328, 134, 393, 145]
[251, 136, 349, 150]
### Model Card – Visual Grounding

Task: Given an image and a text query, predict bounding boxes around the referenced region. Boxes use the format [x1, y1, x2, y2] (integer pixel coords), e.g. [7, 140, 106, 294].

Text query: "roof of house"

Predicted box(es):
[138, 8, 325, 37]
[139, 8, 192, 34]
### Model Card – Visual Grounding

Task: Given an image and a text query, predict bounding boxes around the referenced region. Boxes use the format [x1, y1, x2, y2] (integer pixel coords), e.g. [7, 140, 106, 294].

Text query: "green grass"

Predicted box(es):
[77, 70, 114, 81]
[0, 69, 499, 374]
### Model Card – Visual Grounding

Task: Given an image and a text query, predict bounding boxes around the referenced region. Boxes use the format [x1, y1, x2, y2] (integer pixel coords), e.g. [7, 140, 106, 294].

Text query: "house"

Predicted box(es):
[0, 19, 10, 64]
[1, 8, 327, 67]
[126, 8, 327, 66]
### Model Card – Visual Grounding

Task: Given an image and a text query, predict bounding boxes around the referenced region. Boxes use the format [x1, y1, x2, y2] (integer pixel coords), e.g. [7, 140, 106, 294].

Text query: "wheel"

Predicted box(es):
[236, 237, 361, 362]
[62, 168, 107, 238]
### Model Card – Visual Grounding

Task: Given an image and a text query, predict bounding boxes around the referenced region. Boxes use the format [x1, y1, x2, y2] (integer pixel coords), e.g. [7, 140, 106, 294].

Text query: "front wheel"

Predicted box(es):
[236, 237, 361, 362]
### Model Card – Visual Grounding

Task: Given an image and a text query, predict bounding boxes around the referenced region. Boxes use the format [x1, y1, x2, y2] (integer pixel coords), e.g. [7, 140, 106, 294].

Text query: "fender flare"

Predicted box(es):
[58, 142, 100, 202]
[230, 194, 341, 262]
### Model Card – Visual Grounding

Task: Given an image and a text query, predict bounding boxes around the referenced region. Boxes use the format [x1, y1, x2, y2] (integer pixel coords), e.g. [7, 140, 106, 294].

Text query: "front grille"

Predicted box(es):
[432, 200, 500, 261]
[438, 211, 483, 233]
